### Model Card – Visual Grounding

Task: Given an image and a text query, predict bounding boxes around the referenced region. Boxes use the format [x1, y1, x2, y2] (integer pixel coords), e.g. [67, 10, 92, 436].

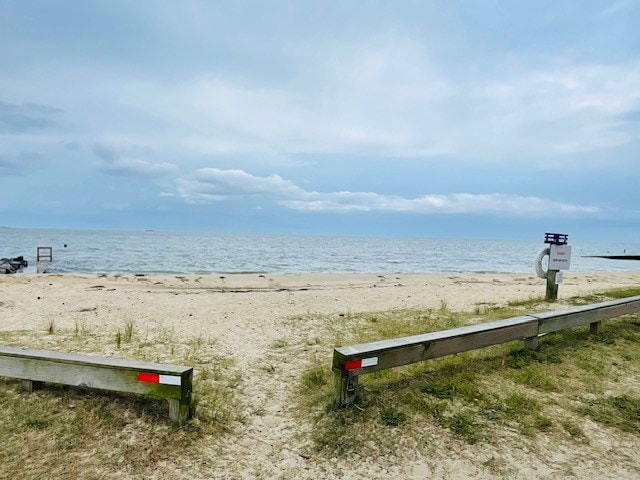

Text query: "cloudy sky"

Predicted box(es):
[1, 1, 639, 240]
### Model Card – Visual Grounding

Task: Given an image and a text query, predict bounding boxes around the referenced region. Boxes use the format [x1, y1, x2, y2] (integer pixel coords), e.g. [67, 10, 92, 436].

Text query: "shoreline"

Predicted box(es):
[3, 271, 640, 334]
[12, 263, 640, 276]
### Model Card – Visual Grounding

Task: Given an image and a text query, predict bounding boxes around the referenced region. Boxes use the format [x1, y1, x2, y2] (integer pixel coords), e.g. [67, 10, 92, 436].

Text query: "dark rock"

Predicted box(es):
[0, 256, 29, 274]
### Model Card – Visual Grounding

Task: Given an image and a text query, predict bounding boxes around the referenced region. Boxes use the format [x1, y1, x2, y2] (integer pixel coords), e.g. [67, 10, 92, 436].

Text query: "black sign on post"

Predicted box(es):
[544, 233, 568, 245]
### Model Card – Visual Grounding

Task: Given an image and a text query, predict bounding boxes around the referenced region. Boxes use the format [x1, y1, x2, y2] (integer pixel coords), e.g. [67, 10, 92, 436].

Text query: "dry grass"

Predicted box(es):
[0, 326, 244, 479]
[1, 286, 639, 478]
[296, 288, 640, 458]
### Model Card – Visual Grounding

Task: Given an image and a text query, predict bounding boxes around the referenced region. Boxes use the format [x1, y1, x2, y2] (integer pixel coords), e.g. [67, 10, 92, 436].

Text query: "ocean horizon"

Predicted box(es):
[1, 227, 639, 275]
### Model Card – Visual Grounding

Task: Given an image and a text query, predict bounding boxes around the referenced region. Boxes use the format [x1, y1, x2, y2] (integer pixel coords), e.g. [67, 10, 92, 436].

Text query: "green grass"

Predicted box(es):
[379, 407, 407, 426]
[509, 366, 558, 392]
[0, 382, 225, 478]
[506, 296, 546, 308]
[302, 366, 330, 389]
[123, 320, 135, 342]
[298, 290, 640, 456]
[567, 287, 640, 305]
[579, 395, 640, 433]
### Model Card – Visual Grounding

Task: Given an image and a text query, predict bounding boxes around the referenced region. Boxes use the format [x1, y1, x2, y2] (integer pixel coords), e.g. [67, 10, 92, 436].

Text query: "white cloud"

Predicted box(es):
[171, 167, 601, 216]
[598, 0, 638, 17]
[192, 168, 302, 195]
[171, 167, 303, 203]
[98, 157, 179, 178]
[5, 32, 638, 169]
[282, 192, 601, 215]
[470, 63, 640, 155]
[117, 45, 640, 165]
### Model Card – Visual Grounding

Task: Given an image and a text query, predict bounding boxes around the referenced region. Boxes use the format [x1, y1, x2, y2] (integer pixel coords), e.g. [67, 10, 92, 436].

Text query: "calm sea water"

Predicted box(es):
[1, 228, 638, 275]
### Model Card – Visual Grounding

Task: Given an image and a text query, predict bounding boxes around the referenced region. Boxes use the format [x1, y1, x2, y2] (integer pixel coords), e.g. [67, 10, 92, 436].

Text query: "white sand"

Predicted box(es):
[1, 271, 639, 479]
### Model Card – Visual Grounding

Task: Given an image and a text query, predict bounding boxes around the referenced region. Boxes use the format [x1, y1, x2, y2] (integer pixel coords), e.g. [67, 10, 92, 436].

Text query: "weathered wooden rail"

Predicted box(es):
[0, 346, 193, 423]
[332, 295, 640, 406]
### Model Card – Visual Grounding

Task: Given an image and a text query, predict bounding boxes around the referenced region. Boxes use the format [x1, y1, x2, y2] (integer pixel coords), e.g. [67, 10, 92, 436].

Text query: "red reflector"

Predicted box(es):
[137, 372, 160, 383]
[344, 359, 362, 370]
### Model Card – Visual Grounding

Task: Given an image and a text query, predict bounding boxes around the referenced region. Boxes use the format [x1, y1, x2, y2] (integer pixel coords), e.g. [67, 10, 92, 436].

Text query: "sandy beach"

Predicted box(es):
[1, 271, 639, 479]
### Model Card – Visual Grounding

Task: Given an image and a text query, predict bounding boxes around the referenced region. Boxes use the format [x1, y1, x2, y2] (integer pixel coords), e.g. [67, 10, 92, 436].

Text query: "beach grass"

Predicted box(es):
[0, 325, 244, 480]
[296, 287, 640, 456]
[1, 280, 639, 477]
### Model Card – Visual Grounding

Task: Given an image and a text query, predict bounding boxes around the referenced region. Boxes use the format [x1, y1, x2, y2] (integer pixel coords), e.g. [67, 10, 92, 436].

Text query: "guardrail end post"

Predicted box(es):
[168, 398, 192, 425]
[524, 336, 539, 350]
[589, 321, 601, 335]
[21, 379, 43, 393]
[333, 369, 358, 407]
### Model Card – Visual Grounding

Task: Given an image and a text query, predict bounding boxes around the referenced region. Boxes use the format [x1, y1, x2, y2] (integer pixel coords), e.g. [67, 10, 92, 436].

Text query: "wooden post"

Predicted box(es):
[524, 336, 539, 350]
[590, 321, 601, 335]
[21, 379, 43, 393]
[545, 270, 559, 301]
[334, 370, 358, 407]
[168, 398, 192, 424]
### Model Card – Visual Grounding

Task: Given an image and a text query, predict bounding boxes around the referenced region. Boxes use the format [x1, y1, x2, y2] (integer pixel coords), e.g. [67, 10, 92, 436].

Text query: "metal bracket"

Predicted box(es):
[346, 370, 357, 397]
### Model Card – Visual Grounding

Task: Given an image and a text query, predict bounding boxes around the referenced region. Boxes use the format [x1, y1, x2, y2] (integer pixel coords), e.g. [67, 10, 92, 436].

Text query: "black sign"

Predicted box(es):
[544, 233, 568, 245]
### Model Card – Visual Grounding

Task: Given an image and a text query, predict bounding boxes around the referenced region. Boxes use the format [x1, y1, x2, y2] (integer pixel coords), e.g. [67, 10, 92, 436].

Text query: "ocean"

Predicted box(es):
[1, 228, 638, 275]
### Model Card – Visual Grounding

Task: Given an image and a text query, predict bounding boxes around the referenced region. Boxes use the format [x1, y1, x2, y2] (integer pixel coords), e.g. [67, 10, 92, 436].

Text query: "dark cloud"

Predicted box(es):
[92, 143, 118, 162]
[92, 142, 178, 178]
[0, 152, 46, 176]
[59, 140, 82, 151]
[0, 100, 63, 133]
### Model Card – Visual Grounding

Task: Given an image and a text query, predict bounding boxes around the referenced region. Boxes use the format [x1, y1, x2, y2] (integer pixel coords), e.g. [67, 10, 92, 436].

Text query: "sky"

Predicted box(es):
[0, 1, 639, 241]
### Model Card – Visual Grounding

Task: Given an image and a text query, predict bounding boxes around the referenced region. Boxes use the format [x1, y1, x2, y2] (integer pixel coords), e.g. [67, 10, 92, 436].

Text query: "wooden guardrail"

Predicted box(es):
[0, 346, 193, 424]
[332, 295, 640, 406]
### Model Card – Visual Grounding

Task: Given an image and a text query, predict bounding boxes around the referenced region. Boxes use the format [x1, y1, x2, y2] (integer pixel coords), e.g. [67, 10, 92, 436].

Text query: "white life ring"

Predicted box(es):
[535, 247, 550, 279]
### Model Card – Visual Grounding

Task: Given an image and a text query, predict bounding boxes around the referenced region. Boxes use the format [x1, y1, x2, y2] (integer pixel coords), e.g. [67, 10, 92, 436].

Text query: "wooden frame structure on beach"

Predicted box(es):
[0, 346, 193, 423]
[332, 295, 640, 406]
[36, 246, 53, 262]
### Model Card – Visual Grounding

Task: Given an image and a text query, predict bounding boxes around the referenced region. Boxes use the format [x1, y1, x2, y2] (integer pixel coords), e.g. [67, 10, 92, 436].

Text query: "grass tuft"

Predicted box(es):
[302, 366, 330, 389]
[442, 410, 485, 444]
[123, 320, 134, 343]
[380, 407, 407, 426]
